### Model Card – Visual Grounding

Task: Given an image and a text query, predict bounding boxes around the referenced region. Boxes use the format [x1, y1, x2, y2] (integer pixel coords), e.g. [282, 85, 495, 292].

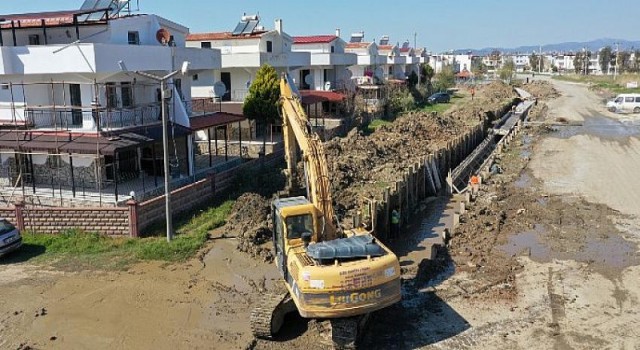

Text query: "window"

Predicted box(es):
[106, 83, 118, 108]
[201, 42, 211, 49]
[331, 45, 335, 53]
[0, 219, 16, 235]
[636, 97, 640, 103]
[192, 74, 199, 81]
[121, 82, 133, 108]
[286, 214, 314, 239]
[128, 31, 140, 45]
[625, 97, 634, 103]
[28, 34, 40, 45]
[266, 40, 273, 53]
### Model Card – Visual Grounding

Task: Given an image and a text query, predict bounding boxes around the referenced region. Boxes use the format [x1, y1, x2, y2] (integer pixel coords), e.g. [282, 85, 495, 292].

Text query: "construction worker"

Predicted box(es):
[390, 207, 400, 240]
[469, 175, 480, 196]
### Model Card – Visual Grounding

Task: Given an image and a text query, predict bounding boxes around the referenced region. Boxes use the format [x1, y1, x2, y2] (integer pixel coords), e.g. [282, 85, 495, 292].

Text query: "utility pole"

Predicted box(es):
[539, 45, 542, 74]
[118, 60, 190, 242]
[414, 32, 419, 87]
[614, 42, 620, 80]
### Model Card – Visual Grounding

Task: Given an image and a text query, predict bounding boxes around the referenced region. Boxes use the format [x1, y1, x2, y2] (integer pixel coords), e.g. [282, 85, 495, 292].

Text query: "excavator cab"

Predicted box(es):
[272, 196, 319, 279]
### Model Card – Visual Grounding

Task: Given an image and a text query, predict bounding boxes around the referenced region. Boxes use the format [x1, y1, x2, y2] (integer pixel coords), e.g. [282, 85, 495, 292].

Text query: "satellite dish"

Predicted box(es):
[156, 28, 171, 45]
[304, 73, 314, 86]
[213, 81, 227, 97]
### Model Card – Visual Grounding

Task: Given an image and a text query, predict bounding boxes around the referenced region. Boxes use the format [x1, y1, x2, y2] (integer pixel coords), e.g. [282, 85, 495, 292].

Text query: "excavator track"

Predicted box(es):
[250, 292, 295, 339]
[317, 314, 371, 350]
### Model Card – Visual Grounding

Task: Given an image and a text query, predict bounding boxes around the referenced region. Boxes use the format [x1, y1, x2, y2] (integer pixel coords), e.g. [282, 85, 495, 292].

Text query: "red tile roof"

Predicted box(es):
[189, 112, 246, 130]
[299, 90, 346, 105]
[345, 42, 371, 49]
[293, 35, 337, 44]
[378, 45, 394, 51]
[400, 47, 411, 53]
[0, 9, 111, 29]
[186, 31, 268, 41]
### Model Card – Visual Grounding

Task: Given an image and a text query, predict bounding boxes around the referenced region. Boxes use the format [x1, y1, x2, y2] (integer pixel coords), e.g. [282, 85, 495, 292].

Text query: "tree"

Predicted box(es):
[617, 51, 631, 73]
[471, 57, 487, 77]
[633, 50, 640, 73]
[599, 46, 612, 75]
[407, 71, 419, 88]
[574, 51, 591, 75]
[420, 63, 435, 85]
[433, 66, 455, 92]
[499, 58, 515, 82]
[529, 53, 544, 72]
[243, 64, 280, 154]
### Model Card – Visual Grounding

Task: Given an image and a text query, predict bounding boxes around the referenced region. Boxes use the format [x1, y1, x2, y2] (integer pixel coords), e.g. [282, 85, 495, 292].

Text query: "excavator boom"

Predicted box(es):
[280, 74, 338, 240]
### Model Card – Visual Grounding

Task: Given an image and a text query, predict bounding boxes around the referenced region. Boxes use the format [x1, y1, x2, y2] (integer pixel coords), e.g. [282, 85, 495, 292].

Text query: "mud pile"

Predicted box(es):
[224, 193, 274, 262]
[522, 80, 560, 99]
[326, 82, 518, 223]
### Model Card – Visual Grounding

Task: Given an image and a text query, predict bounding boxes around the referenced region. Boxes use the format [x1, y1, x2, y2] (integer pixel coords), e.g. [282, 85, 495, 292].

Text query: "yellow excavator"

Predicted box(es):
[249, 74, 401, 349]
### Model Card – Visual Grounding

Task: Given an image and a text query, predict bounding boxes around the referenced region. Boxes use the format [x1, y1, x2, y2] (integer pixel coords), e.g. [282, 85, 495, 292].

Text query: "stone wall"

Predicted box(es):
[0, 207, 16, 224]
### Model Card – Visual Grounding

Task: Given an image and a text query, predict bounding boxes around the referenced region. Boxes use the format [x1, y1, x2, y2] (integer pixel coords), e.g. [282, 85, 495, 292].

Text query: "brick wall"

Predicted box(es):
[0, 207, 16, 224]
[21, 207, 130, 236]
[1, 204, 131, 236]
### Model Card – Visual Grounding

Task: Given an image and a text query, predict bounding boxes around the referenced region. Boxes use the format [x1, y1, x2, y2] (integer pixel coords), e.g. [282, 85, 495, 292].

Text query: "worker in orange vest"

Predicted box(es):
[469, 175, 480, 195]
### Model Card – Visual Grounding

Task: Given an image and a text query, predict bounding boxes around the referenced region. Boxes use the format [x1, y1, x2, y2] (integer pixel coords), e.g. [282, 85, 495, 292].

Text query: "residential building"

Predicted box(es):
[186, 15, 310, 102]
[0, 0, 249, 207]
[291, 30, 356, 91]
[399, 41, 420, 78]
[345, 32, 386, 84]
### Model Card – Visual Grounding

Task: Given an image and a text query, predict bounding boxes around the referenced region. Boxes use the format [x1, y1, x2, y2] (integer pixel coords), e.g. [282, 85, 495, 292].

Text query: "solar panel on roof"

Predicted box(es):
[350, 36, 362, 43]
[242, 19, 259, 34]
[232, 21, 249, 36]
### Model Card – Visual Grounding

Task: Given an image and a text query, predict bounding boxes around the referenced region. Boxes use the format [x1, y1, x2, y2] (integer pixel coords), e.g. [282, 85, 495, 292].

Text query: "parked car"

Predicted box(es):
[0, 218, 22, 256]
[606, 93, 640, 113]
[427, 92, 451, 104]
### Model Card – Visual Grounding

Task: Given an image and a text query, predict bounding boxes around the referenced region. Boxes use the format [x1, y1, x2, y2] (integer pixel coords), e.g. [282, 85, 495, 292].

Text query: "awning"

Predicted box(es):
[189, 112, 246, 130]
[300, 90, 346, 105]
[0, 123, 192, 156]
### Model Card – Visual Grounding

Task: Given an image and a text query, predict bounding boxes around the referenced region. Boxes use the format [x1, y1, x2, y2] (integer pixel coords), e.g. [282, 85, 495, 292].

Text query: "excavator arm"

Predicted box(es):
[280, 74, 339, 241]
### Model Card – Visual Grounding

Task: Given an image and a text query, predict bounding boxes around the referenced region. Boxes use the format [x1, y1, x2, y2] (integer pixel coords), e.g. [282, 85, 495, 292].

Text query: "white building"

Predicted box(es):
[291, 31, 356, 91]
[186, 15, 310, 102]
[345, 32, 386, 84]
[0, 0, 234, 205]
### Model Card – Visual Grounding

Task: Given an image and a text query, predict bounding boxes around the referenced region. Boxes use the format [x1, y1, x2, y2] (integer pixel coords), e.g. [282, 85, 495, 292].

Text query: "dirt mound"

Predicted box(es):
[522, 80, 560, 99]
[326, 81, 518, 225]
[224, 193, 274, 263]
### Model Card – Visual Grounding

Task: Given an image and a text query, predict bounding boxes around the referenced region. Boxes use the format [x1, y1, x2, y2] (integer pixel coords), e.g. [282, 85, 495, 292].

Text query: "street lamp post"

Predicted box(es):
[118, 60, 190, 242]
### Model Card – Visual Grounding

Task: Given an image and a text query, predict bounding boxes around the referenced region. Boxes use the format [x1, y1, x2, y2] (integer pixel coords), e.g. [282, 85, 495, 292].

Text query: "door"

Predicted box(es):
[220, 72, 231, 101]
[69, 84, 82, 126]
[300, 69, 311, 90]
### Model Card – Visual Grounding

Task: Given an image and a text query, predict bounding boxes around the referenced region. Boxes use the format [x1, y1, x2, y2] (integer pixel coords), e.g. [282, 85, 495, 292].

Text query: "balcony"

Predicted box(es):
[24, 103, 163, 131]
[0, 44, 220, 75]
[220, 51, 310, 69]
[308, 53, 357, 67]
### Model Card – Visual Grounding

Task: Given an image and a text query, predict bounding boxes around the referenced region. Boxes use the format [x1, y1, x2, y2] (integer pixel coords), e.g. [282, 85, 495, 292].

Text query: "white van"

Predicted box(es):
[606, 94, 640, 113]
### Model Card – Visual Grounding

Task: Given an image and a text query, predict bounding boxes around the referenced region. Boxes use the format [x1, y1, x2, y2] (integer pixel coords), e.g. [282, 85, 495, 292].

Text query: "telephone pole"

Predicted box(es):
[614, 42, 620, 80]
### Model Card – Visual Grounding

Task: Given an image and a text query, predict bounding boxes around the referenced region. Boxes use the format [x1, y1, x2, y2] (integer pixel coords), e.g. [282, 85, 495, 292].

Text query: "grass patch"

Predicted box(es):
[12, 200, 234, 270]
[554, 74, 640, 94]
[420, 103, 452, 114]
[366, 119, 392, 133]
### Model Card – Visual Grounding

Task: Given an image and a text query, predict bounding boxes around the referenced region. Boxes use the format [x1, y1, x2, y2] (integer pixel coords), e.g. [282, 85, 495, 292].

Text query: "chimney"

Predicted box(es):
[275, 19, 283, 34]
[336, 28, 341, 38]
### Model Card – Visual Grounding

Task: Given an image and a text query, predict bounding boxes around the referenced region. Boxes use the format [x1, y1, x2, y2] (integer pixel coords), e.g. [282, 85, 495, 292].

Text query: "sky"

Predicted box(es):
[1, 0, 638, 52]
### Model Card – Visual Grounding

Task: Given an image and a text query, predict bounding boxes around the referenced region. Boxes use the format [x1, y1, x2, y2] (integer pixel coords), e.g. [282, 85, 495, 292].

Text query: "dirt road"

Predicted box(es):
[2, 79, 640, 350]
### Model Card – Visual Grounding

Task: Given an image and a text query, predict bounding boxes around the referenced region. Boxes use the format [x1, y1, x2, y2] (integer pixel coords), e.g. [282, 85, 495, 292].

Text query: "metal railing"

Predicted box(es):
[184, 98, 222, 116]
[25, 103, 163, 131]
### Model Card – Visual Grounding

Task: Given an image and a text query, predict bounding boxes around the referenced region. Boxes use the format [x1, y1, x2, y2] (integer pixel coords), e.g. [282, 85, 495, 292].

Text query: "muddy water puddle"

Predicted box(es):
[554, 115, 640, 140]
[501, 224, 639, 272]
